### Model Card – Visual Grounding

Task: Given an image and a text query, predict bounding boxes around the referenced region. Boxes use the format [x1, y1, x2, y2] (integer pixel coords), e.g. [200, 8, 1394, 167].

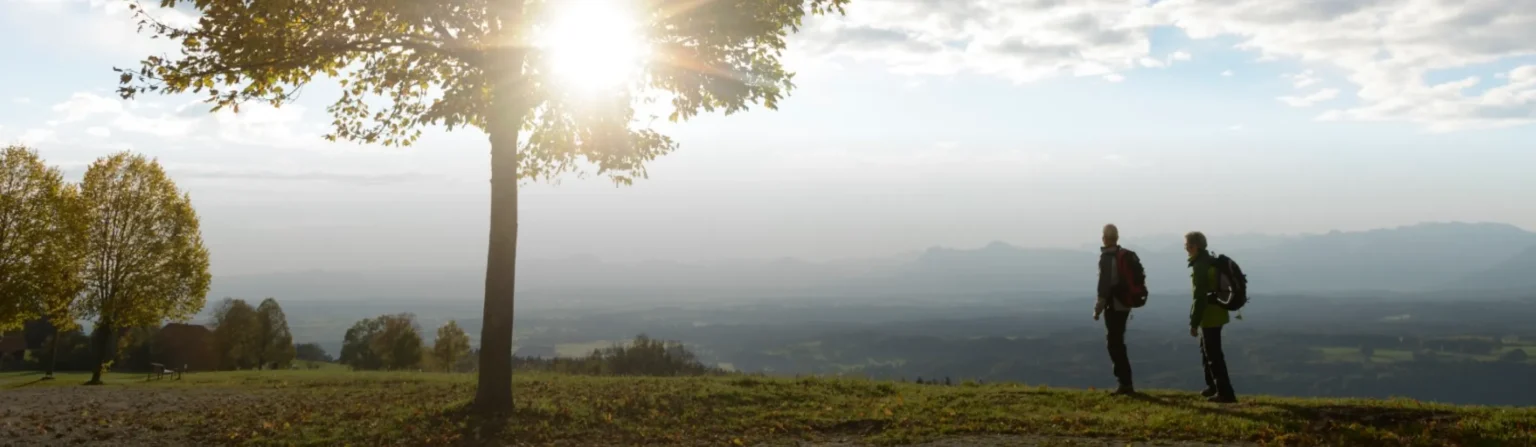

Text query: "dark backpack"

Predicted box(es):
[1209, 254, 1249, 311]
[1115, 250, 1148, 308]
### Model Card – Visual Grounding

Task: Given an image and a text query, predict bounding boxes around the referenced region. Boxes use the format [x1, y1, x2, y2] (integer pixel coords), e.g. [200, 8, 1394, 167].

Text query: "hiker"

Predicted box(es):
[1094, 224, 1145, 395]
[1185, 231, 1238, 403]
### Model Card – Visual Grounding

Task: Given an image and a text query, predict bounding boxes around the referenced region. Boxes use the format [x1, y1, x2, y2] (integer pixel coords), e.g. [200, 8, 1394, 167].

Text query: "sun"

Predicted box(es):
[537, 2, 650, 94]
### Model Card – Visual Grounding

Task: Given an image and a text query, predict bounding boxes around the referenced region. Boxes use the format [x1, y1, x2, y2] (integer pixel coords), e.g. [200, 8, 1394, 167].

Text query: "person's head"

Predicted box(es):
[1102, 224, 1119, 247]
[1184, 231, 1208, 257]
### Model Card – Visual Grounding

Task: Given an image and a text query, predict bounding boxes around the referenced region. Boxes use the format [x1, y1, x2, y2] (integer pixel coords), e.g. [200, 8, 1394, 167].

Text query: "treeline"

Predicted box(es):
[338, 313, 473, 372]
[0, 146, 211, 384]
[512, 334, 725, 377]
[4, 296, 314, 374]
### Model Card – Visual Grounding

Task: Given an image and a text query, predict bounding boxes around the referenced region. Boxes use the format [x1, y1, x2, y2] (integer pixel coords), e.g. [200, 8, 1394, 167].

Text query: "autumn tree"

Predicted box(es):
[77, 151, 211, 384]
[374, 313, 425, 370]
[119, 0, 850, 412]
[0, 145, 87, 380]
[433, 320, 472, 372]
[339, 317, 385, 370]
[339, 314, 424, 370]
[212, 298, 261, 370]
[295, 342, 332, 363]
[254, 298, 296, 369]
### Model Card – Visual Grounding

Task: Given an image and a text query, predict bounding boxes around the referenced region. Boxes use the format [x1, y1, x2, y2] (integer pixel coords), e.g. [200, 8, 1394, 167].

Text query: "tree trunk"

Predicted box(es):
[474, 64, 529, 416]
[43, 326, 60, 380]
[86, 319, 115, 385]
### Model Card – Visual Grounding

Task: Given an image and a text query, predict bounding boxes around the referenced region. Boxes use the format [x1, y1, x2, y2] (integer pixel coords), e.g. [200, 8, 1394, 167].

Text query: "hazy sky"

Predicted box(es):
[2, 0, 1534, 276]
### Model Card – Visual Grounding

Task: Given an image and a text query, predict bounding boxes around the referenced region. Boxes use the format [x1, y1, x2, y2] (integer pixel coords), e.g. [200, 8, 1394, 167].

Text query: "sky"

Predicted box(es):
[1, 0, 1534, 277]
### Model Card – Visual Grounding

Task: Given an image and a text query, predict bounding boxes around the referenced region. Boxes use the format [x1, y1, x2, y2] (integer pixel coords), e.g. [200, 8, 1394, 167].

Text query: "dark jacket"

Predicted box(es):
[1097, 246, 1142, 311]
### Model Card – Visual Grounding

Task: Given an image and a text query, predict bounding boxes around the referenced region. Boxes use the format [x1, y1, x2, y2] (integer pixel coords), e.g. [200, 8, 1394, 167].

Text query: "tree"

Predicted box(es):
[119, 0, 851, 413]
[1500, 348, 1529, 363]
[295, 343, 332, 363]
[254, 298, 296, 369]
[374, 313, 424, 370]
[339, 314, 424, 371]
[433, 320, 472, 372]
[77, 152, 210, 383]
[0, 145, 87, 380]
[340, 317, 385, 370]
[211, 298, 261, 370]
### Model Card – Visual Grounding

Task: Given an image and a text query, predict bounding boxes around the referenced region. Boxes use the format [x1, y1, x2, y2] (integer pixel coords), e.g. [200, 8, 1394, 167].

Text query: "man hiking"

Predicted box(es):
[1186, 231, 1238, 403]
[1094, 224, 1145, 395]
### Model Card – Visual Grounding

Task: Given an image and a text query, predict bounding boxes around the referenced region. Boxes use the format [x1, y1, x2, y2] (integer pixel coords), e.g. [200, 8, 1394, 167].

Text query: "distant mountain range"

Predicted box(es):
[208, 222, 1536, 306]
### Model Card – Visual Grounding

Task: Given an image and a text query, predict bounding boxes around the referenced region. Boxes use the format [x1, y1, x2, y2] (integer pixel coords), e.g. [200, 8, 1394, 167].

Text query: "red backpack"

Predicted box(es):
[1115, 249, 1149, 308]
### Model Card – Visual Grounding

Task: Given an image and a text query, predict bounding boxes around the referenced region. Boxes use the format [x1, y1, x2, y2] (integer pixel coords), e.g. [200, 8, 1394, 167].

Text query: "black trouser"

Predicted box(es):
[1104, 309, 1132, 387]
[1200, 326, 1236, 397]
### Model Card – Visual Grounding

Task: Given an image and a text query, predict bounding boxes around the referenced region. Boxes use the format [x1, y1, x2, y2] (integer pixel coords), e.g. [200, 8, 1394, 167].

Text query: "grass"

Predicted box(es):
[3, 370, 1534, 446]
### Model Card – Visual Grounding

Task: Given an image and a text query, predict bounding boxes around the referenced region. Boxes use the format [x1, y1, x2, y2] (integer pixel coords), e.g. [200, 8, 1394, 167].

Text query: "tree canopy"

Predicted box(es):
[340, 313, 425, 371]
[119, 0, 851, 181]
[0, 145, 84, 335]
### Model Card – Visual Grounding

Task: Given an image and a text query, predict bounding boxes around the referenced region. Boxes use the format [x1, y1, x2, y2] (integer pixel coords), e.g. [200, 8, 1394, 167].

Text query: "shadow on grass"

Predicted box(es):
[1129, 392, 1471, 444]
[7, 378, 48, 389]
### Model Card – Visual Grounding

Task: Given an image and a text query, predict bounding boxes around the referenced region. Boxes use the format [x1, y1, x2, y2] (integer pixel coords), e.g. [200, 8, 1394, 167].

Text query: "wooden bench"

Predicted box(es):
[146, 363, 184, 381]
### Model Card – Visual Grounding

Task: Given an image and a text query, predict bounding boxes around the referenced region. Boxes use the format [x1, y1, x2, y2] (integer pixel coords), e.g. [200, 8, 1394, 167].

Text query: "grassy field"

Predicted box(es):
[2, 370, 1533, 446]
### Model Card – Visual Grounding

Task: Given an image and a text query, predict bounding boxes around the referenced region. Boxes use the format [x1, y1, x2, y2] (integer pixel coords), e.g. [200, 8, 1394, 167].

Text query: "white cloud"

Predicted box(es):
[1152, 0, 1536, 131]
[1285, 70, 1321, 89]
[1228, 124, 1245, 131]
[12, 97, 30, 105]
[51, 92, 123, 124]
[796, 0, 1159, 83]
[1104, 74, 1126, 83]
[19, 128, 57, 145]
[1278, 88, 1341, 108]
[800, 0, 1536, 131]
[46, 92, 200, 138]
[1221, 70, 1234, 77]
[2, 0, 194, 57]
[35, 92, 333, 149]
[209, 102, 322, 149]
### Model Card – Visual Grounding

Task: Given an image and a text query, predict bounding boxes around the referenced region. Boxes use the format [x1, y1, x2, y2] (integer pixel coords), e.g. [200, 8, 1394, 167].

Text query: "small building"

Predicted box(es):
[153, 323, 217, 372]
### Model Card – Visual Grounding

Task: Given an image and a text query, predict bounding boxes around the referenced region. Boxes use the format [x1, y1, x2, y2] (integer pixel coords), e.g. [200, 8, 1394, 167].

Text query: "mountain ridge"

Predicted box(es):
[208, 221, 1536, 304]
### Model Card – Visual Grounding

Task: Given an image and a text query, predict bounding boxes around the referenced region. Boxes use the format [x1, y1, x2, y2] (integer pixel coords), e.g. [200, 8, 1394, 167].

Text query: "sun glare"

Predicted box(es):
[539, 2, 650, 94]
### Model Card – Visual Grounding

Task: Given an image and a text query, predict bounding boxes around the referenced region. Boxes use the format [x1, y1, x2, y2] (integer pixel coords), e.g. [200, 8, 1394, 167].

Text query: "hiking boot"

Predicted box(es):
[1207, 394, 1238, 404]
[1199, 387, 1218, 398]
[1111, 384, 1136, 396]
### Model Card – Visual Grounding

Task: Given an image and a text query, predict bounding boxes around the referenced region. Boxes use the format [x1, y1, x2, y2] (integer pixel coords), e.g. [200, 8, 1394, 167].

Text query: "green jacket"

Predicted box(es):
[1188, 251, 1230, 329]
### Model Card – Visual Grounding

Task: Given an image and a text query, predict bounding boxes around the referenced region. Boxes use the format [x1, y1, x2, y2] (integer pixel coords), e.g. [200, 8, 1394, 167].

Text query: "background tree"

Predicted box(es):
[77, 152, 211, 384]
[374, 313, 424, 370]
[119, 0, 851, 413]
[0, 145, 87, 379]
[295, 342, 332, 363]
[339, 314, 425, 370]
[433, 320, 472, 372]
[339, 317, 385, 370]
[0, 147, 71, 330]
[212, 298, 261, 370]
[254, 298, 296, 369]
